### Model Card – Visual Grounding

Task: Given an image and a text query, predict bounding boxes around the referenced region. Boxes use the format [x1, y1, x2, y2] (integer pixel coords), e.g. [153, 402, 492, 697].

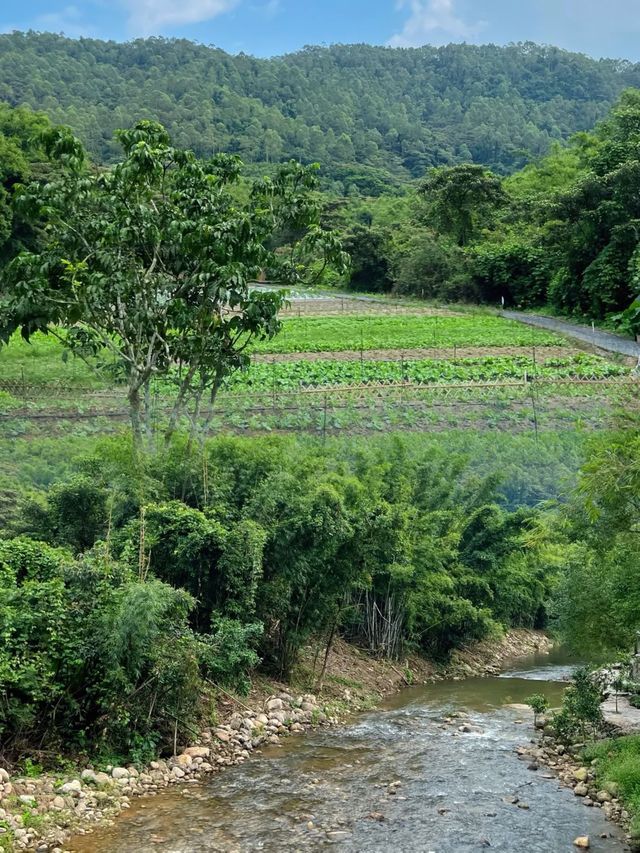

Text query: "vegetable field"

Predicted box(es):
[249, 314, 565, 353]
[0, 297, 637, 439]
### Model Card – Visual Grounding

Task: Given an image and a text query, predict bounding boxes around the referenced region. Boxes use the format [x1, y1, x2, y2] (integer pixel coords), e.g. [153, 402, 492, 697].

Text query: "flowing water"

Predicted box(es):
[70, 648, 628, 852]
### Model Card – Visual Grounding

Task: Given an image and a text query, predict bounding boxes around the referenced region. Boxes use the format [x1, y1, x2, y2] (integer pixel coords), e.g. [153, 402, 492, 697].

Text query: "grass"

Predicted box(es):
[0, 333, 106, 388]
[584, 735, 640, 838]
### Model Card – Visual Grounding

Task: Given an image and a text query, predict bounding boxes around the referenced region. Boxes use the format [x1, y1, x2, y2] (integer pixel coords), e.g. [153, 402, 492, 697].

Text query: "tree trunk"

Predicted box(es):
[317, 620, 337, 691]
[165, 364, 198, 445]
[128, 385, 144, 453]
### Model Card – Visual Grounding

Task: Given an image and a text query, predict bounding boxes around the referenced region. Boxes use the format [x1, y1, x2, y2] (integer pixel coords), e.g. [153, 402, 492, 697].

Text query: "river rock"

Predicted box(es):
[18, 795, 36, 806]
[184, 746, 210, 759]
[573, 767, 589, 783]
[574, 838, 590, 849]
[596, 790, 612, 803]
[111, 767, 129, 780]
[51, 796, 66, 810]
[270, 711, 288, 724]
[94, 772, 111, 786]
[229, 713, 244, 730]
[80, 770, 97, 784]
[215, 729, 231, 743]
[574, 783, 589, 797]
[266, 698, 284, 712]
[171, 766, 185, 779]
[60, 780, 82, 796]
[174, 754, 192, 767]
[0, 770, 9, 783]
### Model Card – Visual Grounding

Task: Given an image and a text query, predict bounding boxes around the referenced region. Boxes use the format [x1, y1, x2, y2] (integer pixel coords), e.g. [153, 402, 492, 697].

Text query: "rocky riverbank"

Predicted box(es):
[518, 725, 634, 849]
[0, 628, 552, 852]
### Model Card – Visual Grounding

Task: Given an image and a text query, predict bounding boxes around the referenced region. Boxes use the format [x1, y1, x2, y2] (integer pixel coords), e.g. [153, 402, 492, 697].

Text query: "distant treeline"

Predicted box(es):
[2, 33, 640, 191]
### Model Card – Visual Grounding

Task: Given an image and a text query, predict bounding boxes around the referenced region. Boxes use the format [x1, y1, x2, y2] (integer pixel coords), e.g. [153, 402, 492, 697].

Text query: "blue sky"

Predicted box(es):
[2, 0, 640, 60]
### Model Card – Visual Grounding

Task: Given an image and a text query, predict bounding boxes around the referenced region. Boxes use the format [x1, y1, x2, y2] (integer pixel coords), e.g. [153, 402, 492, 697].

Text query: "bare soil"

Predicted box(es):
[238, 630, 554, 719]
[254, 345, 582, 363]
[279, 299, 464, 318]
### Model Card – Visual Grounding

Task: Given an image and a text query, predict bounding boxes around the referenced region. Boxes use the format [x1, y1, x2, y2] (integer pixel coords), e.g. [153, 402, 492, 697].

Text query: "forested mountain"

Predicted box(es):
[2, 32, 640, 191]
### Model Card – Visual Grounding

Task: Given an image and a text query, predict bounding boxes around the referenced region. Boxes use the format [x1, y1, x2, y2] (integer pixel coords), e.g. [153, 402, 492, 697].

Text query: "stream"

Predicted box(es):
[70, 648, 628, 852]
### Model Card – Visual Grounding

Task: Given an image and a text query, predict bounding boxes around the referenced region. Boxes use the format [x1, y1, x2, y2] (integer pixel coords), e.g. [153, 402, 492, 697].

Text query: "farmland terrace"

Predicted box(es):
[0, 295, 637, 441]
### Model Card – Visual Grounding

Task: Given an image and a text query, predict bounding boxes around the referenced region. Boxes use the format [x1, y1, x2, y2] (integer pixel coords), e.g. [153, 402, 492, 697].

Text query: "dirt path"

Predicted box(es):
[503, 311, 640, 359]
[602, 695, 640, 734]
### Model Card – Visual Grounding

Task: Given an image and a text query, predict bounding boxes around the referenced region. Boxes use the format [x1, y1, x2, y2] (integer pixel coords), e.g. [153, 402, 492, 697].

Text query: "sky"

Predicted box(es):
[2, 0, 640, 61]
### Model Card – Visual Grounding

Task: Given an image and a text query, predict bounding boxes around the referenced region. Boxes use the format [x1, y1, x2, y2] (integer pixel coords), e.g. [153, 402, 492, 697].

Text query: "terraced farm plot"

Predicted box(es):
[249, 315, 565, 354]
[225, 354, 626, 391]
[0, 303, 636, 440]
[278, 297, 463, 318]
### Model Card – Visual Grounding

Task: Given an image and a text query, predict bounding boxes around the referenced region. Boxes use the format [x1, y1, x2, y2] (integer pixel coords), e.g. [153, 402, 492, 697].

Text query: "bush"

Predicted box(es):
[0, 537, 208, 758]
[525, 693, 550, 726]
[552, 667, 603, 744]
[583, 736, 640, 838]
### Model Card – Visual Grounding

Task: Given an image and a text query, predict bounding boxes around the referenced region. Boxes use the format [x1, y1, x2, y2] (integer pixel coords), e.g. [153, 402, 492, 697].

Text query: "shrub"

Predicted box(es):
[525, 693, 550, 726]
[552, 667, 603, 744]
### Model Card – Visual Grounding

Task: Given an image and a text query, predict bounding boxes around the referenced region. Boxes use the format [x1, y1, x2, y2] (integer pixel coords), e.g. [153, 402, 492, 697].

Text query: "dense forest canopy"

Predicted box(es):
[2, 33, 640, 191]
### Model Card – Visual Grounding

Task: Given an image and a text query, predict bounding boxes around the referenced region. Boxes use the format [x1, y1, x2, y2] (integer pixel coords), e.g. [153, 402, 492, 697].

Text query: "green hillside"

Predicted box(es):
[2, 33, 640, 190]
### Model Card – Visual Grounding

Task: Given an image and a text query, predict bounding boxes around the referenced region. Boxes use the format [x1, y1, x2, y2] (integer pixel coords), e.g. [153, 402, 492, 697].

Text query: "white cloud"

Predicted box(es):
[261, 0, 281, 19]
[122, 0, 240, 34]
[33, 4, 94, 37]
[389, 0, 485, 48]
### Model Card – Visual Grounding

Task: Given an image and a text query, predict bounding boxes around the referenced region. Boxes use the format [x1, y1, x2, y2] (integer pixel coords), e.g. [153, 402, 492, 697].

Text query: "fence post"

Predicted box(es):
[272, 364, 277, 409]
[322, 392, 328, 443]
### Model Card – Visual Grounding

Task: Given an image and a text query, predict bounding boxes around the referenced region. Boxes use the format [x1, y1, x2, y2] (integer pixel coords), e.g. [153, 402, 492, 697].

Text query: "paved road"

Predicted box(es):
[503, 310, 640, 358]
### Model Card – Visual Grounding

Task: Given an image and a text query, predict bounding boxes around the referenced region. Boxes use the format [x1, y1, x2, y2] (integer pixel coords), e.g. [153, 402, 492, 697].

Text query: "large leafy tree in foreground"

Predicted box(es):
[1, 120, 346, 447]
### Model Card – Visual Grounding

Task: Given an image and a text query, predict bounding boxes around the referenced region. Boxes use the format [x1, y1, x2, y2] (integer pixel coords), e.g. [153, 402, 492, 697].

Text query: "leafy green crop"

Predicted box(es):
[225, 354, 627, 391]
[248, 315, 565, 353]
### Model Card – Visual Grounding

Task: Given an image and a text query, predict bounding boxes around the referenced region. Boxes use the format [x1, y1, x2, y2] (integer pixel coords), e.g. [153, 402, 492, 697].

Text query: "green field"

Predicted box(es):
[225, 354, 626, 391]
[249, 314, 565, 353]
[0, 303, 635, 444]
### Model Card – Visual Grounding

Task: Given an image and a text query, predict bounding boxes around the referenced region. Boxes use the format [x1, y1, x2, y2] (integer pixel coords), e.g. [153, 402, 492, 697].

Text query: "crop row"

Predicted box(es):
[248, 315, 565, 354]
[224, 354, 628, 391]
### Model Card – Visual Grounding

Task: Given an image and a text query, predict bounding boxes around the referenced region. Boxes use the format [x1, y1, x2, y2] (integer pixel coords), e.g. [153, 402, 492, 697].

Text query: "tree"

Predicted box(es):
[1, 121, 347, 448]
[343, 225, 393, 292]
[0, 103, 53, 264]
[419, 164, 506, 246]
